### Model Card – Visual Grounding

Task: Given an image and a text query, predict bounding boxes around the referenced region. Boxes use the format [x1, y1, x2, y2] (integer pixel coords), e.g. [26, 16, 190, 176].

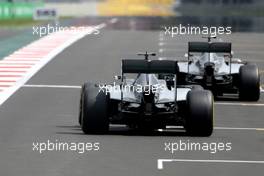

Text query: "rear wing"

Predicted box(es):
[121, 59, 179, 105]
[188, 42, 231, 53]
[122, 59, 179, 74]
[187, 41, 232, 75]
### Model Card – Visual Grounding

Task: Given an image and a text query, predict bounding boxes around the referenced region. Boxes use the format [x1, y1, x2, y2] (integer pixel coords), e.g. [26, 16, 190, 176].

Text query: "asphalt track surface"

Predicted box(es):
[0, 18, 264, 175]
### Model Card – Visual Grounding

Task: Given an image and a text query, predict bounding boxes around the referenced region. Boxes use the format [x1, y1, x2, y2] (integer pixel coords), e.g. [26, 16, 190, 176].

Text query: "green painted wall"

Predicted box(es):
[0, 2, 43, 19]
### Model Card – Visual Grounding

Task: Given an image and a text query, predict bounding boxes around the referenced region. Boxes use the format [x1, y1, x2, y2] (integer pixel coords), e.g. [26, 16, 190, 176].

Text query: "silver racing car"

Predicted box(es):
[79, 52, 214, 136]
[177, 36, 260, 101]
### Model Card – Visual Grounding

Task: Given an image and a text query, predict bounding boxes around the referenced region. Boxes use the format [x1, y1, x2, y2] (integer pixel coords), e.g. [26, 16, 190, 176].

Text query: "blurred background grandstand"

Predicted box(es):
[1, 0, 264, 19]
[0, 0, 263, 32]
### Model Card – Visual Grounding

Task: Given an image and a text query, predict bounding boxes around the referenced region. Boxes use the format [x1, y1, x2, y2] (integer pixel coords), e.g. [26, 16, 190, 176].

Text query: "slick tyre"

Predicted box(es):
[185, 90, 214, 137]
[80, 82, 109, 134]
[239, 64, 260, 101]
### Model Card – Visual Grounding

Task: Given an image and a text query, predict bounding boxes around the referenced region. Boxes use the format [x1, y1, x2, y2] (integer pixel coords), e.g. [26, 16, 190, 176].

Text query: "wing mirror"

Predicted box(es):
[114, 75, 122, 80]
[224, 51, 233, 58]
[224, 54, 231, 58]
[231, 51, 234, 57]
[184, 53, 193, 58]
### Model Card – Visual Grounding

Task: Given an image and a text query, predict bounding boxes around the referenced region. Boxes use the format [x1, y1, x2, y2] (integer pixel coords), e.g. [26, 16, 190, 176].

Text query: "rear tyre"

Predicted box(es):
[239, 64, 260, 101]
[185, 90, 214, 136]
[80, 82, 109, 134]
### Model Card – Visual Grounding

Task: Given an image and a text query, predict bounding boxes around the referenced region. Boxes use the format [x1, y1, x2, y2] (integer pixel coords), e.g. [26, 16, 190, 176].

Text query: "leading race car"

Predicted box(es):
[177, 36, 260, 101]
[79, 52, 214, 136]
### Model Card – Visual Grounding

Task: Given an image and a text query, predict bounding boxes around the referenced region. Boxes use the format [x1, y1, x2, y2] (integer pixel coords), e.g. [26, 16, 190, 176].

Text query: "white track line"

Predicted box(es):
[23, 84, 81, 89]
[261, 86, 264, 92]
[165, 126, 264, 131]
[215, 127, 264, 131]
[215, 102, 264, 106]
[110, 18, 118, 24]
[159, 42, 164, 46]
[158, 48, 186, 52]
[157, 159, 264, 170]
[95, 23, 106, 30]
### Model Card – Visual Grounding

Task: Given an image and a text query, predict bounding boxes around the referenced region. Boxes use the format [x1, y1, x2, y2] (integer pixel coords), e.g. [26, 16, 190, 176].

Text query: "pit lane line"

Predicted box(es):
[214, 127, 264, 131]
[23, 84, 82, 89]
[111, 124, 264, 131]
[164, 126, 264, 131]
[215, 102, 264, 106]
[157, 159, 264, 170]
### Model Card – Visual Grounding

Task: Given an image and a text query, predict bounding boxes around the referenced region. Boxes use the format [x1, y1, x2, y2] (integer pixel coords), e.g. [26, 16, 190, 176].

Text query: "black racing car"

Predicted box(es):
[79, 53, 214, 136]
[177, 36, 260, 101]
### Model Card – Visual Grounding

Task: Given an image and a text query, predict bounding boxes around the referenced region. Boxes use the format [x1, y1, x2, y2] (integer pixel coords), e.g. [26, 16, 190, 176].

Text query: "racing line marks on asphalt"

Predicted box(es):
[157, 159, 264, 170]
[0, 20, 112, 106]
